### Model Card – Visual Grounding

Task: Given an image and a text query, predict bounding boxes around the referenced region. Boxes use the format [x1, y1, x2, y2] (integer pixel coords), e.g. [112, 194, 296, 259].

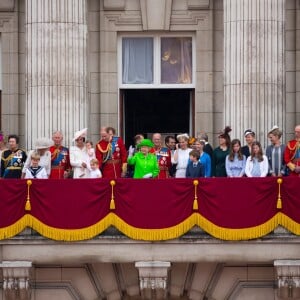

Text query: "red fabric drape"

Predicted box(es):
[0, 177, 298, 240]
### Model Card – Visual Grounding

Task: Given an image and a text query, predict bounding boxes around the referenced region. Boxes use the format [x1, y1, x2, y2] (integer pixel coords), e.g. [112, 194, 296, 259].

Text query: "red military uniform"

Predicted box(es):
[150, 146, 171, 179]
[284, 139, 300, 176]
[49, 145, 71, 179]
[95, 136, 127, 178]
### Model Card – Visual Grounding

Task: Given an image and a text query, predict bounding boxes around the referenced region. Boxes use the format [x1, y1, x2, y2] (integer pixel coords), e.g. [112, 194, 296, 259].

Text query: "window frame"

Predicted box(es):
[118, 33, 196, 89]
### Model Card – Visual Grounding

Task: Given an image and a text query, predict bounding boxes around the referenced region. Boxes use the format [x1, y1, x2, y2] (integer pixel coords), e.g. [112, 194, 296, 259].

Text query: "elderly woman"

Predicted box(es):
[127, 139, 159, 179]
[172, 133, 192, 178]
[22, 137, 53, 178]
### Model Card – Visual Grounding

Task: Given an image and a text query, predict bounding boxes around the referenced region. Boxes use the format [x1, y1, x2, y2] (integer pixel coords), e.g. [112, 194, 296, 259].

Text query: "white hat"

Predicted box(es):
[268, 125, 279, 134]
[73, 128, 88, 141]
[34, 137, 53, 149]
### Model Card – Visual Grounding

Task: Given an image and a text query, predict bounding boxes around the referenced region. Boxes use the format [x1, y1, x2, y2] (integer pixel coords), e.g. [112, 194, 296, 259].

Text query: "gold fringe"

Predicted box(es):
[278, 212, 300, 235]
[111, 213, 198, 241]
[28, 214, 114, 241]
[195, 214, 280, 240]
[0, 215, 30, 239]
[277, 178, 283, 209]
[25, 180, 32, 211]
[193, 180, 199, 211]
[110, 180, 116, 210]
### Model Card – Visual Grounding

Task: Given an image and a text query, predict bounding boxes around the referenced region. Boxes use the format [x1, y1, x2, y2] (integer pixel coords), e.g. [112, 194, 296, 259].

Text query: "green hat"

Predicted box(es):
[137, 139, 154, 149]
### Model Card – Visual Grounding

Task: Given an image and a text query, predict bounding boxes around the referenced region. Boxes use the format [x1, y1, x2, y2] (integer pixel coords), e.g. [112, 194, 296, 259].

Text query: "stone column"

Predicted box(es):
[224, 0, 285, 146]
[25, 0, 88, 148]
[0, 261, 32, 300]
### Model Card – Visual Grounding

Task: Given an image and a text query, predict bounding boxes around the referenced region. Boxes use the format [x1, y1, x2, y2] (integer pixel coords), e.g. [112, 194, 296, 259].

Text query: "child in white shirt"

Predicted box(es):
[89, 158, 102, 178]
[25, 152, 48, 179]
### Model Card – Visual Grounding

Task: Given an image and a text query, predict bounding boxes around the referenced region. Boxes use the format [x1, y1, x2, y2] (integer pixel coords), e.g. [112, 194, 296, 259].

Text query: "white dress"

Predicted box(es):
[70, 146, 90, 178]
[172, 148, 192, 178]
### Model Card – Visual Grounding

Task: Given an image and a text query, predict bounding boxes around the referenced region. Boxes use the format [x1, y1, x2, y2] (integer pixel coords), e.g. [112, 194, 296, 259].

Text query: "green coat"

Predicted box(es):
[127, 152, 159, 179]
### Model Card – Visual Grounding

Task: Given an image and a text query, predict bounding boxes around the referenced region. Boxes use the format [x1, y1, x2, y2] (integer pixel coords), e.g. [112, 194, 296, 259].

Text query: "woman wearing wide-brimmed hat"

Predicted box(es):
[127, 139, 159, 179]
[22, 137, 53, 178]
[70, 128, 90, 178]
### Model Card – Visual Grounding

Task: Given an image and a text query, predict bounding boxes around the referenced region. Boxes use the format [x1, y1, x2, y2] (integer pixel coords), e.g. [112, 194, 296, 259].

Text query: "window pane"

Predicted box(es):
[161, 37, 192, 84]
[122, 38, 153, 84]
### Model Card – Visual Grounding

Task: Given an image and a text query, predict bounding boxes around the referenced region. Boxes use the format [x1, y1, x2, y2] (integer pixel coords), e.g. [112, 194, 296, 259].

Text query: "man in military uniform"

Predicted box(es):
[49, 131, 71, 179]
[95, 127, 127, 178]
[1, 134, 27, 178]
[284, 124, 300, 176]
[150, 133, 171, 179]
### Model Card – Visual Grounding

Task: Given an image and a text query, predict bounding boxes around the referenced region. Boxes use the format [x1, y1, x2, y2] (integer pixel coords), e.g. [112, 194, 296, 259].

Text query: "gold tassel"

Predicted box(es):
[277, 178, 283, 209]
[25, 180, 32, 211]
[110, 180, 116, 210]
[193, 180, 199, 211]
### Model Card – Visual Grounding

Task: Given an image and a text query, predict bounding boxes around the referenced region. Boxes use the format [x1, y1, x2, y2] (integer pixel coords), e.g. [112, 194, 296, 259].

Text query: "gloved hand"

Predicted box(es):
[295, 166, 300, 174]
[128, 145, 135, 157]
[143, 173, 153, 178]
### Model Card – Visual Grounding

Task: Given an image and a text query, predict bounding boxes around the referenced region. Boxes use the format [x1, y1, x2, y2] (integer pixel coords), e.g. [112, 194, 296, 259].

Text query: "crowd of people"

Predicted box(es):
[0, 124, 300, 179]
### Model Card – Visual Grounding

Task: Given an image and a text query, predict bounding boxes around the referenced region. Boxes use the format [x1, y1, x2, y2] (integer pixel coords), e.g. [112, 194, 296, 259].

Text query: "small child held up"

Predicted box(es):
[185, 150, 204, 178]
[25, 152, 48, 179]
[89, 158, 102, 178]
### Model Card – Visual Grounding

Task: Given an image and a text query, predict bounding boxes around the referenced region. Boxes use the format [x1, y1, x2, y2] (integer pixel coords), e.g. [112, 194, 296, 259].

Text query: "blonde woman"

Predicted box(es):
[172, 133, 192, 178]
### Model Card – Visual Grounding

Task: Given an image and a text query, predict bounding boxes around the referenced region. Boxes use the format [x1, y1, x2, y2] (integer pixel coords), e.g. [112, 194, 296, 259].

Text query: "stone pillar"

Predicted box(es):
[25, 0, 88, 148]
[0, 261, 32, 300]
[135, 261, 171, 299]
[224, 0, 285, 146]
[274, 260, 300, 299]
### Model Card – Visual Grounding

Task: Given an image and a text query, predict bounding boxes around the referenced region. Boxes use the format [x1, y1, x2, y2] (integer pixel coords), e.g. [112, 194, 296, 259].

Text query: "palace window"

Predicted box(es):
[119, 35, 195, 88]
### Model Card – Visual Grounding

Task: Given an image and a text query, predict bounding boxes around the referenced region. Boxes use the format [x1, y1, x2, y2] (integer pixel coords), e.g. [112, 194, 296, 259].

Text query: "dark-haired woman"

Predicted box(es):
[225, 139, 246, 177]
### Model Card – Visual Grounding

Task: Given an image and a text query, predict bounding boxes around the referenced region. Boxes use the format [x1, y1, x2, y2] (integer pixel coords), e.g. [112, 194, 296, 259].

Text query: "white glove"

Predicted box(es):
[128, 145, 135, 157]
[143, 173, 153, 178]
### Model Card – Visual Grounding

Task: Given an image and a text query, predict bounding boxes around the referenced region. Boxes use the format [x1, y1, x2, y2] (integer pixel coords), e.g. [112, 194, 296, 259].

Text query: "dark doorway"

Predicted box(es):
[122, 89, 191, 147]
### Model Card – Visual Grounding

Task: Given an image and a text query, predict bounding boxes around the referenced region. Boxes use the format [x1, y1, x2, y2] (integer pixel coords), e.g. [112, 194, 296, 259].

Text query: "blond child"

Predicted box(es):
[89, 158, 102, 178]
[25, 152, 48, 179]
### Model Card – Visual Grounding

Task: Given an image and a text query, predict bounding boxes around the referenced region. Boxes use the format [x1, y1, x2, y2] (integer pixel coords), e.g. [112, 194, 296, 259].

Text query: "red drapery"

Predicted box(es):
[0, 177, 298, 241]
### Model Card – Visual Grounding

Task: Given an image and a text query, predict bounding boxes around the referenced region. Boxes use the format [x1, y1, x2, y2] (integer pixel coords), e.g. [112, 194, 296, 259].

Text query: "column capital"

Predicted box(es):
[274, 260, 300, 298]
[135, 261, 171, 299]
[0, 261, 32, 300]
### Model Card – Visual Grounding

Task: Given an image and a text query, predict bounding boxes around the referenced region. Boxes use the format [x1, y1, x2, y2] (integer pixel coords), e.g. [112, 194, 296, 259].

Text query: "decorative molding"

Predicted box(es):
[104, 11, 142, 27]
[0, 261, 32, 300]
[187, 0, 210, 10]
[170, 10, 208, 26]
[227, 280, 275, 299]
[32, 282, 82, 300]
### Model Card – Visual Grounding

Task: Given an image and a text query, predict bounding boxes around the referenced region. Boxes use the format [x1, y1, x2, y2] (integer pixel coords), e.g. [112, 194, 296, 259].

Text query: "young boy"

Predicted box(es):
[185, 150, 204, 178]
[25, 152, 48, 179]
[89, 158, 102, 178]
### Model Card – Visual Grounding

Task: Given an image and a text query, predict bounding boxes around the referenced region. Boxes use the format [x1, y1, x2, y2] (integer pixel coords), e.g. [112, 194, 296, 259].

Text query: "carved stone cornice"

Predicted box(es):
[170, 10, 208, 26]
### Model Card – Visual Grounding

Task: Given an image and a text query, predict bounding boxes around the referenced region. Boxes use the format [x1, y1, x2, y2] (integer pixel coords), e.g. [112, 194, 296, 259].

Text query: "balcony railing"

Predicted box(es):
[0, 177, 299, 242]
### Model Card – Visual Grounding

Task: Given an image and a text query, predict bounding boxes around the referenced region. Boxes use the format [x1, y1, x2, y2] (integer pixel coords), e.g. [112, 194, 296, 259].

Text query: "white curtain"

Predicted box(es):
[122, 38, 153, 84]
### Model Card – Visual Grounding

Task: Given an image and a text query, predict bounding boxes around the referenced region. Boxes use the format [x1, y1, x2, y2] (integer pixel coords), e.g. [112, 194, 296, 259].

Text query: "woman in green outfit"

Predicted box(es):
[127, 139, 159, 179]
